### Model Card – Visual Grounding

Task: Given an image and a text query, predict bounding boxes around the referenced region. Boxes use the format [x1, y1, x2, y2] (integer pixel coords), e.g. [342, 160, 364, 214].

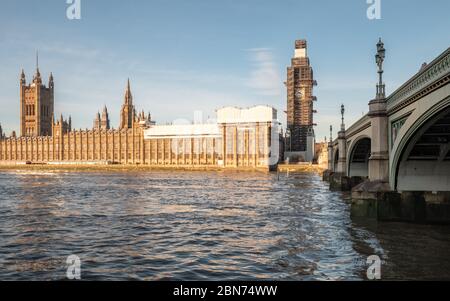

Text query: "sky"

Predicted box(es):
[0, 0, 449, 140]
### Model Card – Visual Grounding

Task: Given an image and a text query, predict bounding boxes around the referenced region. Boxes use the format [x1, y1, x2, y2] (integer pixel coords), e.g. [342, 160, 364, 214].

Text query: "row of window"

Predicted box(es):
[25, 128, 35, 136]
[25, 105, 35, 116]
[24, 105, 51, 117]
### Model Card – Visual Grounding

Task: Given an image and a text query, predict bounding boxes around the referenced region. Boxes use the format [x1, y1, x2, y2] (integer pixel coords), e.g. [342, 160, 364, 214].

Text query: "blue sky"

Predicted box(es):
[0, 0, 449, 140]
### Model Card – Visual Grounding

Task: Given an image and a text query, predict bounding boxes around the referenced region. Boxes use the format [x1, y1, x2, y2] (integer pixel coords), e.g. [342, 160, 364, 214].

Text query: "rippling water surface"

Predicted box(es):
[0, 170, 449, 280]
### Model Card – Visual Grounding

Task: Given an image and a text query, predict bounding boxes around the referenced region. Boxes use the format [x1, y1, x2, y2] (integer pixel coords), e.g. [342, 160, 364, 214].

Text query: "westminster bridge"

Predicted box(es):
[324, 40, 450, 224]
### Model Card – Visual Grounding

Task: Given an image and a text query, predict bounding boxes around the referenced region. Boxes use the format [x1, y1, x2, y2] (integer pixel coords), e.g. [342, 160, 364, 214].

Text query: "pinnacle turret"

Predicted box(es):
[124, 78, 133, 105]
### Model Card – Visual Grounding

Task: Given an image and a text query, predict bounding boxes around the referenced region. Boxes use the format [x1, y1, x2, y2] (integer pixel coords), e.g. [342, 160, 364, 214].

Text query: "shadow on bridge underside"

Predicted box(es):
[396, 106, 450, 192]
[348, 138, 371, 178]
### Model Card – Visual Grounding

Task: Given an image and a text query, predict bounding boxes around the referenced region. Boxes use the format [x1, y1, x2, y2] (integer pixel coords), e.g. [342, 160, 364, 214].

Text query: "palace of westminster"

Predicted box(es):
[0, 40, 319, 169]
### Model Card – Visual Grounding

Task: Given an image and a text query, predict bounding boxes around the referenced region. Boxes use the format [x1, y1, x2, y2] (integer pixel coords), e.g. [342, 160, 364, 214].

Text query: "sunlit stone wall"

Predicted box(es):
[0, 106, 282, 169]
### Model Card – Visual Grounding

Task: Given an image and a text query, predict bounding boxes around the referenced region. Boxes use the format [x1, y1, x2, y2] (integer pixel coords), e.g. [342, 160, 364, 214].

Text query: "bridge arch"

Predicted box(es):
[347, 136, 371, 178]
[391, 97, 450, 192]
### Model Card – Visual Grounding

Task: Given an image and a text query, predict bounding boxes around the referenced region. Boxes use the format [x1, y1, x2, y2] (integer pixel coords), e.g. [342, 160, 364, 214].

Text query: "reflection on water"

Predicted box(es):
[0, 170, 449, 280]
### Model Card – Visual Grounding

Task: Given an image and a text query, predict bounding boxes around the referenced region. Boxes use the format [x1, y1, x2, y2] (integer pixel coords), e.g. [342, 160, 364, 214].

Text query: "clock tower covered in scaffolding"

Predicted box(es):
[286, 39, 317, 161]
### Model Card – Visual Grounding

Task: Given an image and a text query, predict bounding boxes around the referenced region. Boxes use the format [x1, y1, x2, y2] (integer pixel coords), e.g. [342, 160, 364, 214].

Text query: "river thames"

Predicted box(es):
[0, 170, 449, 281]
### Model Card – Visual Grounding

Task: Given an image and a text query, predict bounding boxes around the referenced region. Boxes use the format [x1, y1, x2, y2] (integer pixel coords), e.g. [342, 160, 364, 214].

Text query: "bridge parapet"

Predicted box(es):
[345, 114, 371, 140]
[387, 48, 450, 112]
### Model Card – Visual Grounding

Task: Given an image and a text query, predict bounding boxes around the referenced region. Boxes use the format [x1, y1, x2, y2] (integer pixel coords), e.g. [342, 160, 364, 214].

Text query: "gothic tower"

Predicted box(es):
[52, 114, 71, 136]
[286, 40, 317, 153]
[20, 54, 54, 137]
[93, 112, 101, 130]
[101, 106, 110, 130]
[119, 79, 135, 129]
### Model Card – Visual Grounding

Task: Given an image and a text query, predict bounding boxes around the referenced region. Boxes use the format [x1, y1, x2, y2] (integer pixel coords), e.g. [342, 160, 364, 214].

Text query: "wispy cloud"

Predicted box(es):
[246, 48, 281, 96]
[134, 68, 246, 86]
[39, 43, 101, 60]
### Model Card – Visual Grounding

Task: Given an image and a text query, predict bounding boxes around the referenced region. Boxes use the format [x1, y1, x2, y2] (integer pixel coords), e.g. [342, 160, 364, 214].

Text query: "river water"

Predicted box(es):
[0, 170, 449, 281]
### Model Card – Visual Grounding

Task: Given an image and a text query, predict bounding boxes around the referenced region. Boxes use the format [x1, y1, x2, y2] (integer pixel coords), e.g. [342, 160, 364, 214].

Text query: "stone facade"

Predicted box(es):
[20, 65, 54, 137]
[1, 70, 152, 165]
[0, 66, 280, 170]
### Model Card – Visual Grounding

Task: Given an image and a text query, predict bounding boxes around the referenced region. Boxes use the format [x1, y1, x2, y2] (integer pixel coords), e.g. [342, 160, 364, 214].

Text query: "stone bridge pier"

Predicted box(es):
[324, 39, 450, 224]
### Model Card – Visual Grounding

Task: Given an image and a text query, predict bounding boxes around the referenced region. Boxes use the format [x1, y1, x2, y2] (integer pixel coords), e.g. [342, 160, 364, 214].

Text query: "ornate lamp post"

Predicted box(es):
[329, 125, 333, 143]
[353, 38, 392, 204]
[335, 103, 348, 175]
[375, 38, 386, 99]
[367, 38, 390, 184]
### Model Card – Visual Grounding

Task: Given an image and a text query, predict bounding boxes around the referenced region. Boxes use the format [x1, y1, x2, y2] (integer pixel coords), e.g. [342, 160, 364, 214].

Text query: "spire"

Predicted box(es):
[101, 107, 107, 119]
[124, 78, 133, 105]
[20, 69, 26, 85]
[49, 72, 54, 89]
[93, 111, 101, 130]
[120, 78, 135, 129]
[101, 106, 110, 130]
[35, 51, 40, 76]
[33, 51, 41, 83]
